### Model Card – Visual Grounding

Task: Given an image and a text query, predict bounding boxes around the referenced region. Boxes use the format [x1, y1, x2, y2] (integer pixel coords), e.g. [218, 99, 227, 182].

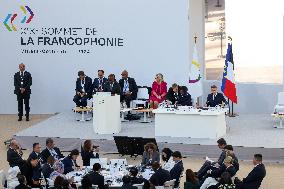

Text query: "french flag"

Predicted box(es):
[221, 43, 237, 104]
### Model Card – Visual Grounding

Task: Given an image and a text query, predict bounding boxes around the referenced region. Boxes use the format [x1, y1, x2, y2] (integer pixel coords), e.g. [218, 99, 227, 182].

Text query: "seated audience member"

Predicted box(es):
[198, 138, 227, 180]
[170, 151, 184, 188]
[103, 74, 121, 95]
[149, 73, 167, 109]
[119, 70, 138, 108]
[87, 163, 105, 189]
[184, 169, 200, 189]
[208, 156, 236, 179]
[49, 161, 65, 181]
[234, 154, 266, 189]
[161, 148, 175, 171]
[224, 146, 239, 171]
[141, 143, 160, 165]
[129, 167, 149, 187]
[52, 175, 65, 189]
[166, 83, 179, 105]
[42, 156, 55, 179]
[81, 140, 99, 166]
[7, 139, 25, 169]
[149, 162, 171, 187]
[80, 175, 93, 189]
[15, 174, 31, 189]
[28, 143, 42, 163]
[121, 176, 138, 189]
[21, 157, 41, 188]
[178, 86, 192, 106]
[41, 138, 64, 163]
[73, 71, 93, 107]
[7, 166, 21, 189]
[61, 149, 80, 174]
[206, 85, 227, 107]
[93, 70, 108, 93]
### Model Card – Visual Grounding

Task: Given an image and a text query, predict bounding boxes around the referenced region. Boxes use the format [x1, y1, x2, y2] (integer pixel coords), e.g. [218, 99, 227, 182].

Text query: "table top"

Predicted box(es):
[153, 107, 228, 116]
[133, 108, 153, 113]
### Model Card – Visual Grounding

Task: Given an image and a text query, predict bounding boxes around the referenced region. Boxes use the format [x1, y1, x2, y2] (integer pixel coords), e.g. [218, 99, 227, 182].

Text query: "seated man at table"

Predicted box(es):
[206, 85, 227, 107]
[119, 70, 138, 108]
[103, 74, 121, 95]
[166, 83, 179, 105]
[87, 163, 105, 189]
[177, 86, 192, 106]
[61, 149, 80, 174]
[73, 71, 93, 107]
[149, 162, 171, 188]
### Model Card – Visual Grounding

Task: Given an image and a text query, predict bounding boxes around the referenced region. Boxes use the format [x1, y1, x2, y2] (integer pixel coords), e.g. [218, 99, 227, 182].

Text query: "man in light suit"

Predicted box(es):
[235, 154, 266, 189]
[103, 74, 121, 95]
[93, 70, 108, 93]
[14, 63, 32, 121]
[73, 71, 93, 107]
[206, 85, 227, 107]
[119, 70, 138, 108]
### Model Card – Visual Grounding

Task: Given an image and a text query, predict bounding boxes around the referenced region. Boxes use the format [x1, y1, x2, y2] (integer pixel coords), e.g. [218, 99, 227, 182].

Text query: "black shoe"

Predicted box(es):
[18, 117, 22, 121]
[26, 116, 29, 121]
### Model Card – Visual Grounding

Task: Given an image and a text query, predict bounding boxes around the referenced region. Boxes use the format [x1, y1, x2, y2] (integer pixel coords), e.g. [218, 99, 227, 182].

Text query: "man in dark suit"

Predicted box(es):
[40, 138, 64, 163]
[235, 154, 266, 189]
[93, 70, 108, 93]
[206, 85, 227, 107]
[87, 163, 105, 189]
[7, 139, 25, 169]
[119, 70, 138, 108]
[103, 74, 121, 95]
[170, 151, 184, 188]
[41, 156, 55, 179]
[149, 162, 171, 187]
[14, 63, 32, 121]
[28, 143, 41, 162]
[121, 176, 138, 189]
[166, 83, 179, 105]
[73, 71, 93, 107]
[61, 149, 80, 174]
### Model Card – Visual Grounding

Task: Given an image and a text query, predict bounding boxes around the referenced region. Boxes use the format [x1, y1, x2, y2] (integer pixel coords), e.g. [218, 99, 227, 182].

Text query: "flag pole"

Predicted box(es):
[194, 35, 200, 107]
[228, 36, 236, 117]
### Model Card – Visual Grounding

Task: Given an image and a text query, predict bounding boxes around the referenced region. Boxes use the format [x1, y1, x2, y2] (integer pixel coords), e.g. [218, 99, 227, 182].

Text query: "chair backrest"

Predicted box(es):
[278, 92, 284, 105]
[0, 170, 6, 187]
[137, 88, 149, 100]
[133, 183, 144, 189]
[164, 179, 176, 189]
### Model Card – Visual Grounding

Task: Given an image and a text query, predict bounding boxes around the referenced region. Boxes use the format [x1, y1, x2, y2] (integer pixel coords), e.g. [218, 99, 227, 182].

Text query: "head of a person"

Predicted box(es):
[122, 175, 131, 185]
[144, 143, 157, 154]
[211, 85, 218, 95]
[33, 143, 41, 153]
[172, 151, 182, 162]
[70, 149, 79, 161]
[10, 139, 19, 150]
[224, 145, 234, 152]
[171, 83, 178, 93]
[81, 175, 92, 189]
[223, 156, 233, 167]
[151, 162, 161, 171]
[121, 70, 129, 79]
[253, 154, 263, 165]
[98, 70, 104, 79]
[217, 138, 227, 149]
[78, 71, 85, 80]
[128, 167, 139, 177]
[179, 86, 188, 95]
[83, 140, 93, 152]
[161, 148, 173, 162]
[46, 138, 55, 149]
[108, 74, 115, 82]
[54, 176, 65, 188]
[19, 63, 25, 72]
[17, 174, 27, 185]
[185, 169, 198, 183]
[93, 163, 101, 172]
[53, 161, 64, 174]
[155, 73, 164, 83]
[219, 172, 233, 185]
[47, 155, 56, 166]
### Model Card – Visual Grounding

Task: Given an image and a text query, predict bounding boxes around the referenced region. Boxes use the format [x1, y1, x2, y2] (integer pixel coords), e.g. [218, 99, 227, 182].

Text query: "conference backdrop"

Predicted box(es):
[0, 0, 190, 113]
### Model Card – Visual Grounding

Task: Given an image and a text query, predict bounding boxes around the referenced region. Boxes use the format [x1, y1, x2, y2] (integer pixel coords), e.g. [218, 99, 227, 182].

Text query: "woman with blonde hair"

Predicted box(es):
[141, 143, 160, 165]
[149, 73, 167, 109]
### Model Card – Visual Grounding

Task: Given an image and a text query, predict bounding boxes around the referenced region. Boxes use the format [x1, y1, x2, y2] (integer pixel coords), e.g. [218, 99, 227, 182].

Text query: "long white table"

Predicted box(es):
[153, 107, 227, 139]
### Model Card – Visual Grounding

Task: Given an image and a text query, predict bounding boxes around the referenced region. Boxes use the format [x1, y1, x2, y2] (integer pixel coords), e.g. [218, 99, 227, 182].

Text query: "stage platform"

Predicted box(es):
[14, 111, 284, 162]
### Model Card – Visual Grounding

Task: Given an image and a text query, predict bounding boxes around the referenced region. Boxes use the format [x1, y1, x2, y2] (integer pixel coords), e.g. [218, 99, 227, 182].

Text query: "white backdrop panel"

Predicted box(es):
[0, 0, 190, 113]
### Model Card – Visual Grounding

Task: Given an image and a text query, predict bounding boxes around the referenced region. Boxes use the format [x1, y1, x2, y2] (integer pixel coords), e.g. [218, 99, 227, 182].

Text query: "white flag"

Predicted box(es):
[188, 44, 203, 99]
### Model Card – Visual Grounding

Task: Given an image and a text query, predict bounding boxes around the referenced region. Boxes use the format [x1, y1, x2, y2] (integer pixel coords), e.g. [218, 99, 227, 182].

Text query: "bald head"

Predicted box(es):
[121, 70, 128, 79]
[19, 63, 25, 72]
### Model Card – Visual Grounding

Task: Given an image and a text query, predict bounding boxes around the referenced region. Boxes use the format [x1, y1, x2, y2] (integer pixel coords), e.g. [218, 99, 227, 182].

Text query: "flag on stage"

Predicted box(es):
[221, 43, 237, 103]
[188, 44, 203, 99]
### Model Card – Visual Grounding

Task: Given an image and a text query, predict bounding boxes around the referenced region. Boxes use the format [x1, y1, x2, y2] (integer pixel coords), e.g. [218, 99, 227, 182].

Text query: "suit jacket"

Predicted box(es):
[217, 150, 226, 165]
[28, 151, 41, 160]
[75, 76, 93, 98]
[93, 77, 108, 93]
[178, 93, 192, 106]
[166, 87, 179, 104]
[241, 164, 266, 189]
[14, 71, 32, 95]
[87, 171, 105, 189]
[40, 147, 64, 164]
[103, 81, 121, 95]
[61, 155, 79, 174]
[206, 93, 227, 107]
[41, 163, 54, 179]
[81, 149, 99, 166]
[211, 164, 236, 178]
[119, 77, 138, 98]
[121, 184, 138, 189]
[141, 151, 160, 165]
[7, 148, 25, 168]
[170, 161, 184, 188]
[149, 168, 171, 186]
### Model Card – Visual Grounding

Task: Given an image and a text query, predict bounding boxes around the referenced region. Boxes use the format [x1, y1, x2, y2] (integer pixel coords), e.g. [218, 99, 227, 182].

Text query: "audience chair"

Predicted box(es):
[274, 92, 284, 113]
[132, 87, 150, 108]
[0, 170, 6, 188]
[164, 179, 176, 189]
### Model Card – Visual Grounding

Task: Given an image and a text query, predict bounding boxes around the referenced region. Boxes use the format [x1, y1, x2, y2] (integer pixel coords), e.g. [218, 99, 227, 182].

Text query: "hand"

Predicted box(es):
[20, 88, 25, 93]
[207, 170, 212, 174]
